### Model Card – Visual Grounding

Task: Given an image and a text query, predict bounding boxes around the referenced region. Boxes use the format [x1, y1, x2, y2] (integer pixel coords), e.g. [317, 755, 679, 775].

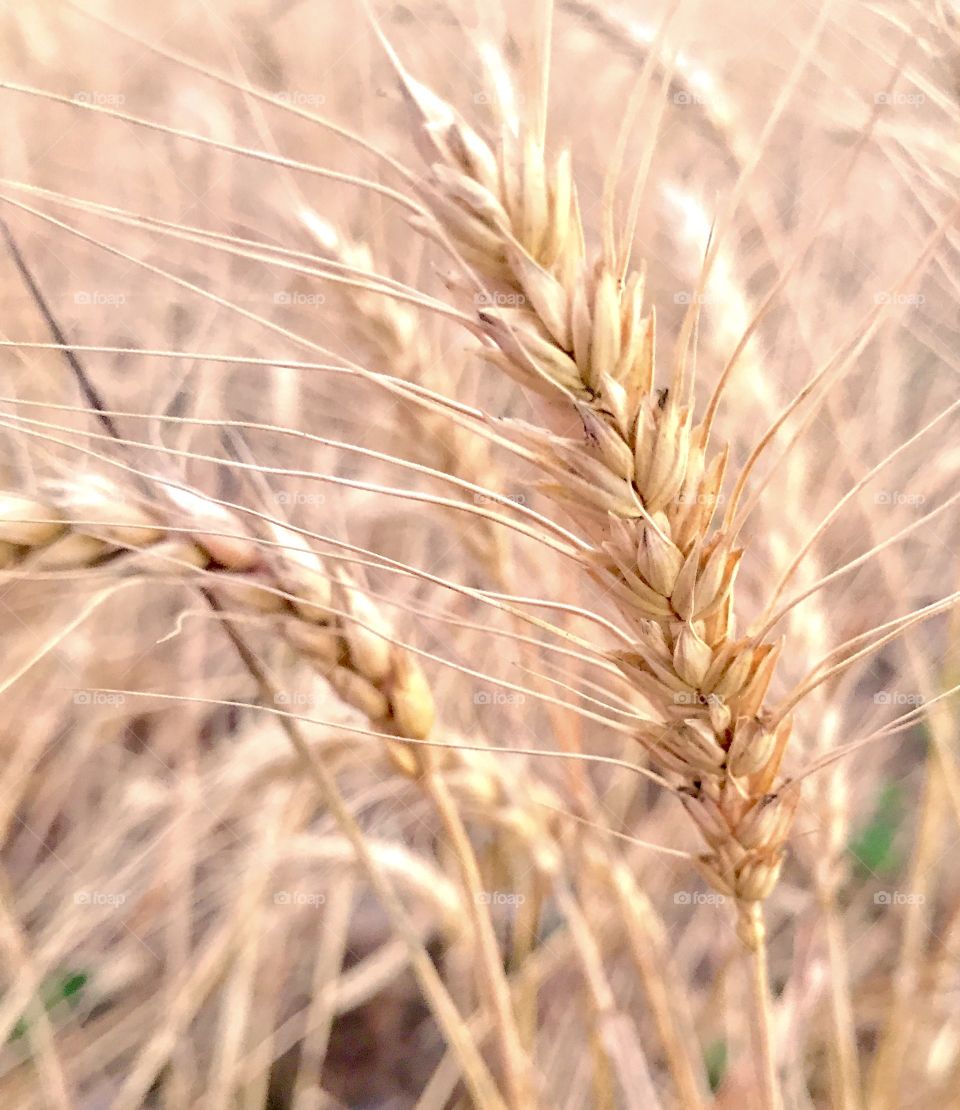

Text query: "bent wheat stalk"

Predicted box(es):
[0, 480, 434, 752]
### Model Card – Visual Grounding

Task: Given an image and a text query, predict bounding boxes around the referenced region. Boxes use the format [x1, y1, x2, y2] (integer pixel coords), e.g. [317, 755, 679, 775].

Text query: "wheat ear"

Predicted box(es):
[390, 67, 803, 945]
[301, 214, 509, 580]
[0, 478, 434, 757]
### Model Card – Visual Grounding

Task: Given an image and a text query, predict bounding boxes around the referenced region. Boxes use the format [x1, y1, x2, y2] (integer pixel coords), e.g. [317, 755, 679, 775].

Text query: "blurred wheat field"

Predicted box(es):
[1, 1, 959, 1107]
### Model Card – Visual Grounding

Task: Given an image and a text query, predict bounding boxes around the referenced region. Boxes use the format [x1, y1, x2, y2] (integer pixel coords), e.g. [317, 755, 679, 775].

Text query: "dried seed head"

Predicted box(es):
[735, 786, 800, 851]
[577, 405, 635, 482]
[396, 69, 802, 914]
[508, 245, 571, 349]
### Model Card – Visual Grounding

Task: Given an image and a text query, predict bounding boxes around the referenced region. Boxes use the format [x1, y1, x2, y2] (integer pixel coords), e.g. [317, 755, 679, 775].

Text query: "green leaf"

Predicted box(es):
[7, 970, 89, 1044]
[848, 783, 904, 877]
[704, 1038, 728, 1092]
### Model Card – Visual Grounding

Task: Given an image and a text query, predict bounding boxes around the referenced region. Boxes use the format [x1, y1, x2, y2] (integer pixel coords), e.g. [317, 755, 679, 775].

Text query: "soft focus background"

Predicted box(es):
[1, 1, 959, 1106]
